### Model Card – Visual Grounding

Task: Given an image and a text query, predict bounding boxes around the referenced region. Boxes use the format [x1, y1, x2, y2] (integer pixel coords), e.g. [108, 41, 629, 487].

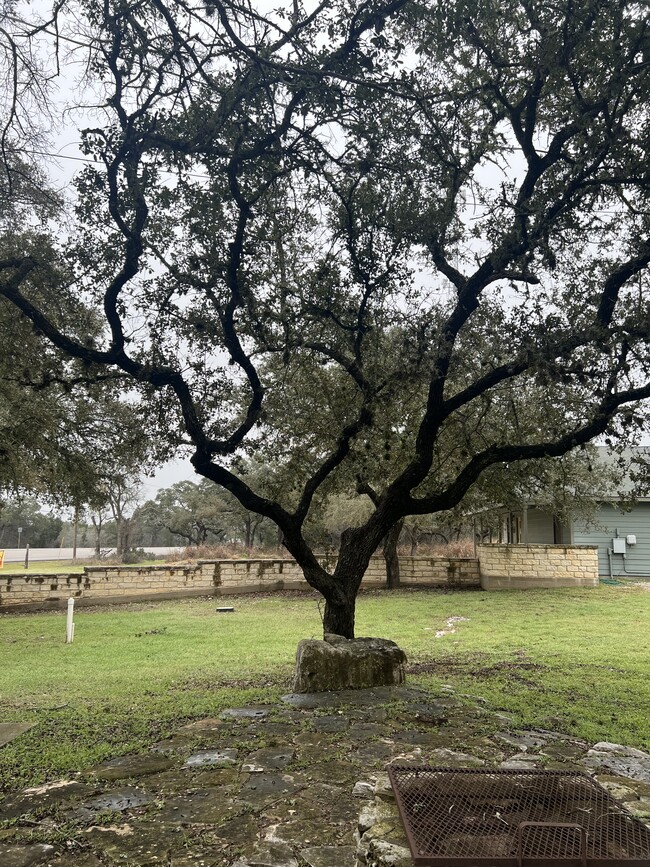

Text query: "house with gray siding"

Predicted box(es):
[495, 448, 650, 580]
[572, 501, 650, 580]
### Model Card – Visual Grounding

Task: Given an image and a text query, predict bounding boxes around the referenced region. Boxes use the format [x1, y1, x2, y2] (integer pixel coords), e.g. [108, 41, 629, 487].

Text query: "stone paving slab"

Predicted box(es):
[1, 685, 650, 867]
[86, 753, 175, 780]
[0, 781, 97, 821]
[301, 845, 357, 866]
[0, 723, 35, 748]
[0, 843, 54, 867]
[242, 748, 295, 772]
[185, 748, 239, 768]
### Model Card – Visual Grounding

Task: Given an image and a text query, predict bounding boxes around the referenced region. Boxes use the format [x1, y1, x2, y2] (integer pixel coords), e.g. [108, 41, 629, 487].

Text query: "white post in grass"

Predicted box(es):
[66, 597, 75, 644]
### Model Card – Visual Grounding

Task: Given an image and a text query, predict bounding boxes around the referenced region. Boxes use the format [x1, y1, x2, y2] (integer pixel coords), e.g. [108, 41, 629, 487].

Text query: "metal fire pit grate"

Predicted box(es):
[388, 766, 650, 866]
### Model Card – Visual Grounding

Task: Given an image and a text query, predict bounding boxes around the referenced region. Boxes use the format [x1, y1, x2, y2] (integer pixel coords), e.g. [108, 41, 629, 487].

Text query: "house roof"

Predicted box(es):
[591, 446, 650, 501]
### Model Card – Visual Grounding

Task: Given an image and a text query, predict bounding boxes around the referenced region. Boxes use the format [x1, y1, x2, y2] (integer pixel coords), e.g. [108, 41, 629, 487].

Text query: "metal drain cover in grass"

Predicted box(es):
[388, 766, 650, 866]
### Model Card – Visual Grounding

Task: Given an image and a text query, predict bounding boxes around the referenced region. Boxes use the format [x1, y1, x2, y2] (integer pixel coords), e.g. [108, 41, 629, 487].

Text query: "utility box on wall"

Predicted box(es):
[612, 538, 626, 554]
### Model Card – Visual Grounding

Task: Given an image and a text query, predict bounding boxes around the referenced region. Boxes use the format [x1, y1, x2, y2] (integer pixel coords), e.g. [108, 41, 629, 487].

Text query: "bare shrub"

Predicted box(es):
[398, 539, 475, 559]
[164, 543, 285, 563]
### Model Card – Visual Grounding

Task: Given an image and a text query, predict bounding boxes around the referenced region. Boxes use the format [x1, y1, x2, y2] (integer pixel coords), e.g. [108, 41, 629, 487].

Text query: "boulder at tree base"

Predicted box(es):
[293, 633, 407, 693]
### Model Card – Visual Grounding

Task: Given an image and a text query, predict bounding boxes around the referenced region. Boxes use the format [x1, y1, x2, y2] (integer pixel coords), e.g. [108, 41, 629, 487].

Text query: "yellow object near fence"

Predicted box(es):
[0, 550, 4, 569]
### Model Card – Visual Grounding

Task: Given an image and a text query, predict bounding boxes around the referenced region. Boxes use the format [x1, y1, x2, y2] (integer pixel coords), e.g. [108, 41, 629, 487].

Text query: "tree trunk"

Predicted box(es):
[321, 534, 373, 638]
[323, 596, 356, 639]
[383, 518, 404, 589]
[115, 517, 123, 555]
[120, 518, 131, 554]
[72, 506, 79, 562]
[285, 521, 383, 640]
[300, 558, 360, 639]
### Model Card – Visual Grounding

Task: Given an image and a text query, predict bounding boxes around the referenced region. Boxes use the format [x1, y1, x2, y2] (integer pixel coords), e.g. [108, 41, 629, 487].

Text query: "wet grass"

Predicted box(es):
[1, 558, 164, 575]
[1, 560, 86, 574]
[1, 585, 649, 791]
[367, 585, 650, 750]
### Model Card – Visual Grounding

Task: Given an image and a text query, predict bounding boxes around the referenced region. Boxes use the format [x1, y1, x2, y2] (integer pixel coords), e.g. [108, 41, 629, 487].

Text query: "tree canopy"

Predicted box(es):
[1, 0, 649, 635]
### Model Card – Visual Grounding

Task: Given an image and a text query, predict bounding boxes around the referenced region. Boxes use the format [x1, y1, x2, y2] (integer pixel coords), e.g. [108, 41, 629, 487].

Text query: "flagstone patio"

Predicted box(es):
[1, 685, 649, 867]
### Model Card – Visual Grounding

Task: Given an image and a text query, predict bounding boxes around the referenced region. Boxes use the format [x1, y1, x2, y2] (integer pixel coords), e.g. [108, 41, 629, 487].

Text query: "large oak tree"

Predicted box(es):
[1, 0, 649, 636]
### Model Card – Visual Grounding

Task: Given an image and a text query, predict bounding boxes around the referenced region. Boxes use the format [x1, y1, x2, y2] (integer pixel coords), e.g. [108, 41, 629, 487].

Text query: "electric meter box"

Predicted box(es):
[626, 535, 637, 545]
[612, 538, 626, 554]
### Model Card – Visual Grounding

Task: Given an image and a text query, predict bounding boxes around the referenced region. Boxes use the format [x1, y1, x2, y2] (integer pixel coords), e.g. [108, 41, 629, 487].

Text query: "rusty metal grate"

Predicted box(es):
[388, 766, 650, 866]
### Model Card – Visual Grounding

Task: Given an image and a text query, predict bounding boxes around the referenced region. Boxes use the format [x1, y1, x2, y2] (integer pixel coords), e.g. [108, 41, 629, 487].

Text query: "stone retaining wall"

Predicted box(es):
[0, 556, 480, 610]
[0, 544, 598, 609]
[477, 543, 599, 589]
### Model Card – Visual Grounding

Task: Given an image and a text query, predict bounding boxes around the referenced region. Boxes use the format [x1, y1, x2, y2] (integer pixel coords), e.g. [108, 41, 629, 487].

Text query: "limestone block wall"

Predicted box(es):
[0, 564, 214, 609]
[477, 543, 599, 590]
[0, 556, 480, 609]
[360, 557, 480, 588]
[202, 558, 309, 592]
[203, 556, 479, 592]
[82, 564, 213, 599]
[0, 546, 601, 608]
[0, 573, 87, 609]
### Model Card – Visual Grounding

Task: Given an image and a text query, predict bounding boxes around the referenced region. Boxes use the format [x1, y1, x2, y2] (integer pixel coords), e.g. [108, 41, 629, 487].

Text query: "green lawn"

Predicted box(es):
[1, 559, 163, 575]
[1, 585, 649, 792]
[1, 560, 85, 574]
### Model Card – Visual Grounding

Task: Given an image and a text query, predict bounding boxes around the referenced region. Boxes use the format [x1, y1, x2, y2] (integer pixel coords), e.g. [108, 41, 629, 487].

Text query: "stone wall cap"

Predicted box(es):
[477, 543, 598, 550]
[84, 564, 191, 573]
[197, 558, 298, 565]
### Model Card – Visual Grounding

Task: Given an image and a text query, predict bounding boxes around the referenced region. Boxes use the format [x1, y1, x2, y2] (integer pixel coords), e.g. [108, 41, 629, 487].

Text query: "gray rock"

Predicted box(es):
[585, 754, 650, 783]
[625, 797, 650, 819]
[81, 787, 154, 812]
[87, 753, 174, 780]
[428, 748, 485, 766]
[242, 749, 295, 772]
[500, 759, 540, 769]
[0, 844, 55, 867]
[156, 788, 242, 824]
[589, 742, 650, 759]
[348, 723, 388, 741]
[354, 742, 395, 762]
[408, 702, 448, 723]
[372, 774, 395, 801]
[301, 845, 357, 866]
[358, 800, 397, 836]
[0, 780, 94, 821]
[597, 780, 639, 801]
[184, 749, 239, 767]
[360, 707, 389, 722]
[312, 715, 349, 732]
[495, 732, 548, 750]
[352, 781, 375, 798]
[336, 686, 409, 705]
[390, 729, 439, 746]
[293, 635, 407, 693]
[246, 842, 299, 866]
[240, 773, 299, 805]
[281, 692, 342, 710]
[363, 839, 412, 867]
[42, 854, 102, 867]
[174, 716, 224, 734]
[220, 707, 271, 719]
